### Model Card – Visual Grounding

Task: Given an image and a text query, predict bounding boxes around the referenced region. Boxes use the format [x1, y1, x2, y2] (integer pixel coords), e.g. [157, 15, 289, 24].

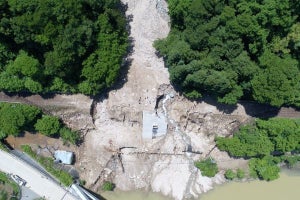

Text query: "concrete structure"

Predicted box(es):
[0, 150, 77, 200]
[54, 150, 74, 165]
[142, 111, 167, 139]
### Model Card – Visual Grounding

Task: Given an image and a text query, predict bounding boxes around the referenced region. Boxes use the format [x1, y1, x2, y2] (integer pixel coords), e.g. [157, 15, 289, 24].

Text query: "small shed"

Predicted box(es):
[142, 111, 167, 139]
[54, 150, 74, 165]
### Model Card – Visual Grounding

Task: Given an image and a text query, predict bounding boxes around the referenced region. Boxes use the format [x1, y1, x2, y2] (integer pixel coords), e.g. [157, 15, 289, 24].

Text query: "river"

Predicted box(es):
[101, 168, 300, 200]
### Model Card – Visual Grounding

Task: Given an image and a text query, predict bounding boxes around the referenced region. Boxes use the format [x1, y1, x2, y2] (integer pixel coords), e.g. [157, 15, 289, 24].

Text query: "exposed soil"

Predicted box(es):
[0, 92, 94, 131]
[5, 132, 77, 153]
[1, 0, 300, 200]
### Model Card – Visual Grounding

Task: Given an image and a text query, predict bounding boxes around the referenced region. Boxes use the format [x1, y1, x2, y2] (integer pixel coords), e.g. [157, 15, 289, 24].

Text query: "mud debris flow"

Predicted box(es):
[78, 1, 229, 199]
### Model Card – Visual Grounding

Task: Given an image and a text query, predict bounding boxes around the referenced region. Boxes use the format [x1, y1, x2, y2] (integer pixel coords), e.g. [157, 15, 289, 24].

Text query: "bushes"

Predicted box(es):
[21, 145, 73, 186]
[102, 181, 115, 191]
[0, 102, 80, 145]
[59, 127, 81, 145]
[195, 158, 218, 177]
[216, 125, 274, 158]
[34, 115, 81, 145]
[249, 156, 280, 181]
[224, 169, 236, 180]
[216, 119, 300, 159]
[217, 118, 300, 181]
[0, 172, 20, 199]
[35, 116, 61, 136]
[33, 115, 81, 145]
[236, 169, 245, 179]
[0, 103, 41, 136]
[224, 169, 245, 180]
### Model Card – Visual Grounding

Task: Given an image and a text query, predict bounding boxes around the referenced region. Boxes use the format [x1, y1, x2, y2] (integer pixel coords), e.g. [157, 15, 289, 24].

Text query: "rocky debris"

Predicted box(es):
[155, 0, 169, 20]
[77, 1, 250, 200]
[108, 105, 142, 125]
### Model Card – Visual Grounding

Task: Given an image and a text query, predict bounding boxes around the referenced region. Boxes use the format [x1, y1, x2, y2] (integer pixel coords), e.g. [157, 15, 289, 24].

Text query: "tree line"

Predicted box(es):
[0, 102, 80, 145]
[0, 0, 128, 95]
[216, 118, 300, 181]
[155, 0, 300, 107]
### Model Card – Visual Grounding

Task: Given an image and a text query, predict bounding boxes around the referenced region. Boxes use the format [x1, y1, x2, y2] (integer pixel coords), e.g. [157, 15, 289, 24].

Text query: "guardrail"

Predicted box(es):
[0, 149, 77, 199]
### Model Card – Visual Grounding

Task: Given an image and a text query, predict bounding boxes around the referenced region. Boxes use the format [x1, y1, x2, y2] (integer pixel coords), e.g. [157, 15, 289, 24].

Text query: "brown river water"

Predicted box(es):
[101, 168, 300, 200]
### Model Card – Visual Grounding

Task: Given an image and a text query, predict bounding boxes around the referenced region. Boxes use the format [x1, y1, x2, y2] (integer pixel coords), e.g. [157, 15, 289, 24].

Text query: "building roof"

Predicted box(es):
[142, 111, 167, 139]
[54, 150, 74, 165]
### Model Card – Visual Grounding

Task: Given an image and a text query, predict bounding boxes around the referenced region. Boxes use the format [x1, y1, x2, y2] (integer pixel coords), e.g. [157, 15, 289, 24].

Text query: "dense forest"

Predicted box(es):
[217, 118, 300, 180]
[0, 0, 128, 95]
[155, 0, 300, 107]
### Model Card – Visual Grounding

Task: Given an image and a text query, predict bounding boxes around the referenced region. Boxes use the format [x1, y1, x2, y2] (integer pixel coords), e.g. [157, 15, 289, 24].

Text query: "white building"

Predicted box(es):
[142, 111, 167, 139]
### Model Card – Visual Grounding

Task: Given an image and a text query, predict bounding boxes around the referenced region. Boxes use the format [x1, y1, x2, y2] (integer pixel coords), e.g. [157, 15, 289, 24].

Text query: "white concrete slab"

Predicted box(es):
[142, 111, 167, 139]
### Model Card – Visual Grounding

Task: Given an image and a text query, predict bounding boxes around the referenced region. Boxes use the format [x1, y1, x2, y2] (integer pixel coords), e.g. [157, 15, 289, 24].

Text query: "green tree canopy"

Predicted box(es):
[155, 0, 300, 107]
[0, 103, 41, 136]
[0, 0, 128, 95]
[34, 115, 61, 136]
[194, 158, 218, 177]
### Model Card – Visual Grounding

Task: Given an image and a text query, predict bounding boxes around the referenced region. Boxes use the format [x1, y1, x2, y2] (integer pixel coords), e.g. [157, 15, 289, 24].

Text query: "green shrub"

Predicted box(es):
[283, 156, 300, 168]
[102, 181, 115, 191]
[224, 169, 236, 180]
[34, 115, 61, 136]
[79, 179, 86, 186]
[236, 169, 245, 179]
[195, 158, 218, 177]
[0, 190, 8, 200]
[0, 172, 20, 198]
[59, 127, 80, 145]
[249, 156, 280, 181]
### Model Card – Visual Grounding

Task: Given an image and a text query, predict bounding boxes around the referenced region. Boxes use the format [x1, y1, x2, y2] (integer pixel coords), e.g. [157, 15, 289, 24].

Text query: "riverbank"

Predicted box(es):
[101, 167, 300, 200]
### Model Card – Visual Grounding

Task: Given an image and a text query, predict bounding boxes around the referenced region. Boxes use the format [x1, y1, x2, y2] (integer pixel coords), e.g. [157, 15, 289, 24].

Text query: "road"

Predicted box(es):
[0, 150, 77, 200]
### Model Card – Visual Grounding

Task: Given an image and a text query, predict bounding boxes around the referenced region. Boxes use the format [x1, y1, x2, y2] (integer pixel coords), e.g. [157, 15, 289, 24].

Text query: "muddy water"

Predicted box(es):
[101, 168, 300, 200]
[101, 190, 172, 200]
[202, 168, 300, 200]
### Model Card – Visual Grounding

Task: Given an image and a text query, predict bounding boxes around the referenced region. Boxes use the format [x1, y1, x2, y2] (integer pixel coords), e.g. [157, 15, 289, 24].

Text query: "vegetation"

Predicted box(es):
[0, 142, 8, 152]
[216, 126, 274, 158]
[155, 0, 300, 107]
[59, 127, 81, 145]
[224, 169, 236, 180]
[194, 158, 218, 177]
[79, 179, 86, 186]
[0, 0, 128, 95]
[35, 116, 61, 136]
[101, 181, 115, 191]
[0, 102, 80, 145]
[21, 145, 73, 186]
[0, 103, 41, 137]
[0, 172, 20, 200]
[282, 155, 300, 168]
[216, 118, 300, 181]
[236, 169, 245, 179]
[249, 156, 280, 181]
